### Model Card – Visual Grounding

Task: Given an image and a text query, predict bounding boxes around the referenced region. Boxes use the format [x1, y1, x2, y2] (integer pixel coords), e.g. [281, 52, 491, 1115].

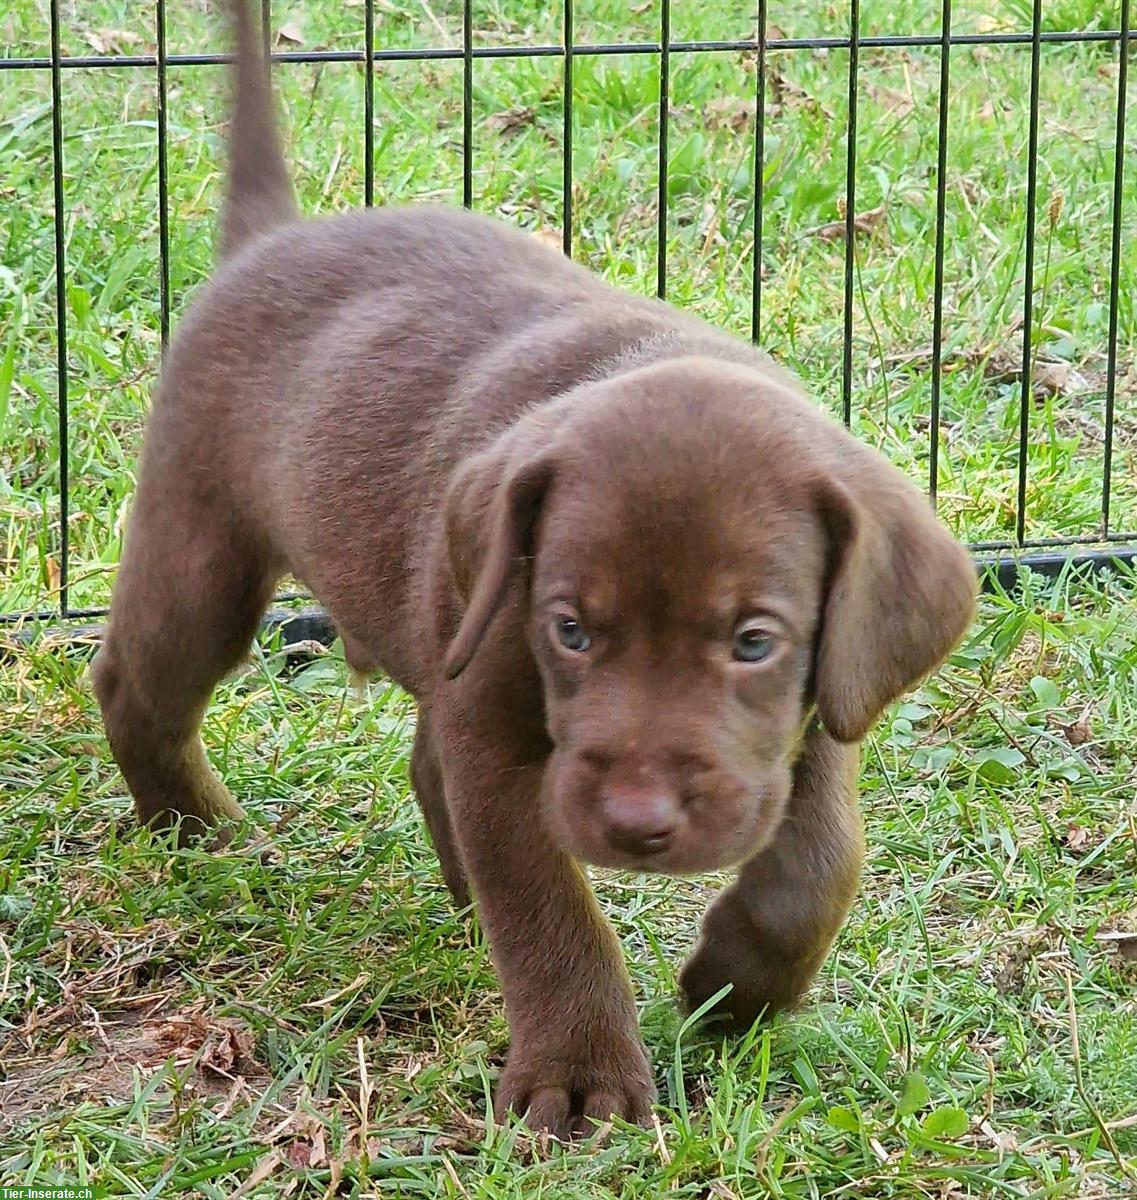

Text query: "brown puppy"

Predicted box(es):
[93, 0, 978, 1139]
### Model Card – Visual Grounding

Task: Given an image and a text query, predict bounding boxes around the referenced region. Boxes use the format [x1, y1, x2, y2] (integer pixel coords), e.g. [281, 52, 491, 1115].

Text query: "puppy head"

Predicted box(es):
[443, 358, 976, 874]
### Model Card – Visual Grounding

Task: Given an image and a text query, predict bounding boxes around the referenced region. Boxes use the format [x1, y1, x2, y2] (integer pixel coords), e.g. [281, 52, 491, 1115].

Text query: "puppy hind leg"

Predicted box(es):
[409, 712, 471, 909]
[93, 492, 277, 845]
[679, 730, 865, 1027]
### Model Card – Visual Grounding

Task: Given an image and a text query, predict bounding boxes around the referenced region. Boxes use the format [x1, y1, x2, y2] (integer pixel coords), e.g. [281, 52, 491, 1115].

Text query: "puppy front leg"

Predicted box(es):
[409, 711, 471, 909]
[438, 728, 655, 1139]
[679, 729, 864, 1027]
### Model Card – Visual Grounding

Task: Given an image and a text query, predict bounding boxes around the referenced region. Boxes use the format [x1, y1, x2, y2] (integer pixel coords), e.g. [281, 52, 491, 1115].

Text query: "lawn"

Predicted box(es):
[2, 0, 1137, 1196]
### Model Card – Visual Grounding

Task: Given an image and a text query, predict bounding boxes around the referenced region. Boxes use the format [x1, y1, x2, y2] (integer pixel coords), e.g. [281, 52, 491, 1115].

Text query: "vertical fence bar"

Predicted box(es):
[841, 0, 860, 427]
[462, 0, 473, 208]
[364, 0, 375, 207]
[929, 0, 952, 506]
[750, 0, 768, 344]
[562, 0, 574, 256]
[656, 0, 671, 299]
[156, 0, 171, 345]
[1015, 0, 1044, 547]
[1102, 0, 1131, 536]
[49, 0, 69, 618]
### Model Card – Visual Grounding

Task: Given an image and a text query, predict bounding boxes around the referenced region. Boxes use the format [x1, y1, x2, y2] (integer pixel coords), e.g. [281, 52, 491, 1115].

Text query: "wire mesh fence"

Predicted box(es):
[2, 1, 1136, 629]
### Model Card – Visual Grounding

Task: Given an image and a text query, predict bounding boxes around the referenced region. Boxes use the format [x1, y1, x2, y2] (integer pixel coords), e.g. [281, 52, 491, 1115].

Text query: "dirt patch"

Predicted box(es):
[0, 1000, 270, 1129]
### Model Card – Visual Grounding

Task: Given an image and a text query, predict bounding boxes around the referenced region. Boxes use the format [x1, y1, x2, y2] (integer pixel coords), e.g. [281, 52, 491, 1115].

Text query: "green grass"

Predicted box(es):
[3, 1, 1137, 1196]
[3, 568, 1137, 1196]
[3, 0, 1137, 609]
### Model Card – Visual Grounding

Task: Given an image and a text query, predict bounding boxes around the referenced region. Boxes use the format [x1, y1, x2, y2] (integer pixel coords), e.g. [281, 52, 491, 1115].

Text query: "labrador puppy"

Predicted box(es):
[93, 0, 978, 1139]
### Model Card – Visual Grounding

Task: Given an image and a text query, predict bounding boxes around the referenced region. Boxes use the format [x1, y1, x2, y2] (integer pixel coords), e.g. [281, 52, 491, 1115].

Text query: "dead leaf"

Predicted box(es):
[1095, 931, 1137, 961]
[867, 82, 914, 117]
[485, 106, 537, 135]
[1063, 720, 1092, 746]
[1031, 359, 1089, 397]
[934, 1185, 971, 1200]
[706, 1182, 739, 1200]
[768, 72, 816, 111]
[276, 20, 305, 46]
[983, 350, 1091, 399]
[705, 96, 758, 131]
[343, 1124, 385, 1159]
[227, 1151, 282, 1200]
[201, 1020, 255, 1076]
[811, 205, 888, 242]
[979, 1119, 1018, 1155]
[284, 1141, 310, 1171]
[45, 556, 60, 594]
[812, 221, 846, 242]
[1063, 824, 1090, 853]
[531, 228, 563, 253]
[326, 1152, 344, 1194]
[82, 28, 143, 54]
[145, 1008, 255, 1078]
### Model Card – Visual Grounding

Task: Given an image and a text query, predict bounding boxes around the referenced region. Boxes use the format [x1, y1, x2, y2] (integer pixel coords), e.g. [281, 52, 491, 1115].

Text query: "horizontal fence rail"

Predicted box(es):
[9, 29, 1137, 70]
[2, 2, 1135, 642]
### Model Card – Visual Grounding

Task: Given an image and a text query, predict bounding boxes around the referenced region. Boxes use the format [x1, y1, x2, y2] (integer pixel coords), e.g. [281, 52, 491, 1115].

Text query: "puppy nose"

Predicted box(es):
[602, 785, 678, 858]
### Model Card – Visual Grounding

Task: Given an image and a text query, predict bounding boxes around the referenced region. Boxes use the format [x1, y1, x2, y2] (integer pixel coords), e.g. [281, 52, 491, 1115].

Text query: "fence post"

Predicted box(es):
[1015, 0, 1045, 548]
[48, 0, 69, 619]
[750, 0, 768, 345]
[841, 0, 861, 429]
[656, 0, 671, 300]
[1103, 0, 1131, 537]
[929, 0, 953, 508]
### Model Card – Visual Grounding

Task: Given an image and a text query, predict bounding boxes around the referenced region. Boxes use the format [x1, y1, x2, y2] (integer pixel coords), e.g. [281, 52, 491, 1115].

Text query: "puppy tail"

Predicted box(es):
[219, 0, 298, 259]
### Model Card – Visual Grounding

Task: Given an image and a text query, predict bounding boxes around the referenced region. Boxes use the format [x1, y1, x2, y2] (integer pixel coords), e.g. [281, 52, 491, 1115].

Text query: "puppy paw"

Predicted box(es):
[494, 1036, 656, 1141]
[679, 936, 804, 1031]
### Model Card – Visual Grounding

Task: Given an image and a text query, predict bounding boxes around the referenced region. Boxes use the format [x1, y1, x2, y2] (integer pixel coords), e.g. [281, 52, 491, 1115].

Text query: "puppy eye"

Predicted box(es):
[732, 621, 776, 664]
[553, 613, 592, 653]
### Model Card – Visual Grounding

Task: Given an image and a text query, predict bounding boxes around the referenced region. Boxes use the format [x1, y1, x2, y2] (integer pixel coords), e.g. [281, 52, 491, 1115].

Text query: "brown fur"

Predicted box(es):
[92, 0, 978, 1140]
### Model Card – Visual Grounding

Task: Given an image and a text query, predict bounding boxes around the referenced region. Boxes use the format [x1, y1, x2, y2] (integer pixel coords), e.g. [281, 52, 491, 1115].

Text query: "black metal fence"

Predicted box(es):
[2, 1, 1136, 634]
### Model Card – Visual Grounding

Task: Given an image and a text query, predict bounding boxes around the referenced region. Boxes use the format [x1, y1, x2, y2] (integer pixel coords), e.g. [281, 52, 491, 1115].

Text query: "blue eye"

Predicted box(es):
[553, 613, 592, 653]
[733, 622, 775, 663]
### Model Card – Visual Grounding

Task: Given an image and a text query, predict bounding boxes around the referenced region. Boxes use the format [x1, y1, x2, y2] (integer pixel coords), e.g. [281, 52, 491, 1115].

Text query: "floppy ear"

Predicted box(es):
[441, 440, 556, 680]
[814, 458, 977, 743]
